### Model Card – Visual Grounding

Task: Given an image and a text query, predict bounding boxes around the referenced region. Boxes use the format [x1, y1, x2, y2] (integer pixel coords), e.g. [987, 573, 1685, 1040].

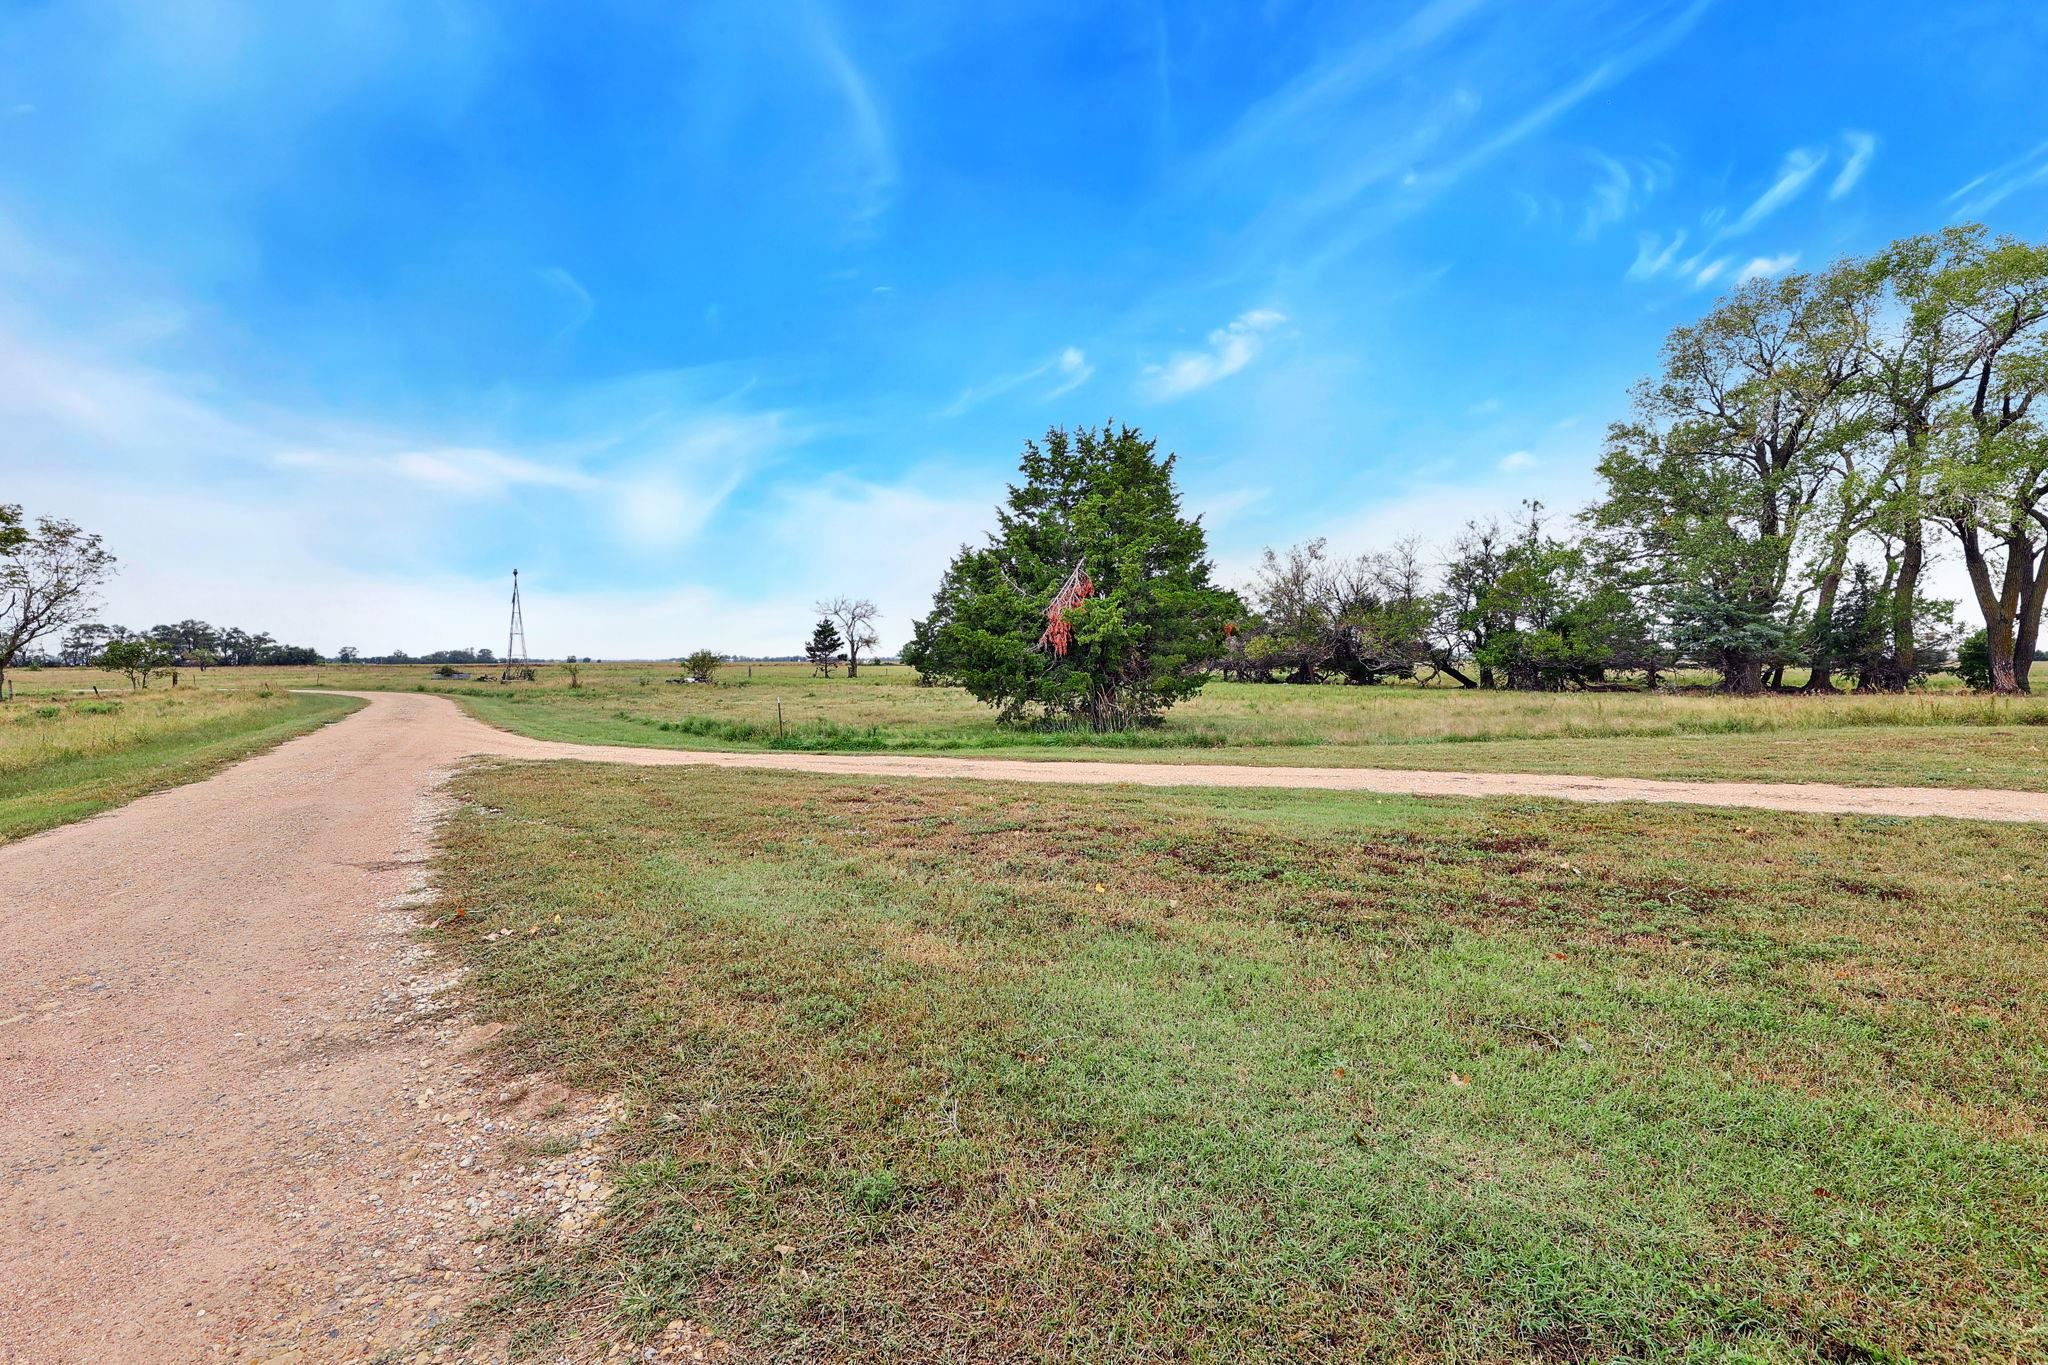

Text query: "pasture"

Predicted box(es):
[431, 761, 2048, 1361]
[33, 659, 2045, 791]
[5, 661, 2043, 1360]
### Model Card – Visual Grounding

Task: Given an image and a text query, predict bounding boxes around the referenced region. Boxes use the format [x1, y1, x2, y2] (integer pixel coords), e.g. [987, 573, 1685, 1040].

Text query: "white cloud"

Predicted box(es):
[761, 472, 999, 652]
[1498, 450, 1535, 472]
[1722, 146, 1826, 237]
[1188, 485, 1269, 531]
[602, 410, 792, 550]
[614, 467, 749, 552]
[1736, 253, 1799, 283]
[800, 5, 896, 228]
[938, 344, 1095, 418]
[1141, 309, 1287, 401]
[1627, 230, 1687, 280]
[1629, 142, 1827, 286]
[1045, 346, 1094, 399]
[275, 446, 599, 497]
[1198, 0, 1493, 180]
[1196, 0, 1711, 280]
[1830, 131, 1876, 199]
[1947, 139, 2048, 219]
[536, 266, 594, 341]
[1578, 150, 1673, 239]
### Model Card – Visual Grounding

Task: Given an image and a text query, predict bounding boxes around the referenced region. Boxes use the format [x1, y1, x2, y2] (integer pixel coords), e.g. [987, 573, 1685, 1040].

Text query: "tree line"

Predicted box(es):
[52, 619, 322, 670]
[1226, 224, 2048, 695]
[906, 223, 2048, 730]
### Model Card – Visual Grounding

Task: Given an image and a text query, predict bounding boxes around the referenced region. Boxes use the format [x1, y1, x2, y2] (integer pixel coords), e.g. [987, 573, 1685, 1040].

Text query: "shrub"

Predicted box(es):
[1957, 630, 1992, 691]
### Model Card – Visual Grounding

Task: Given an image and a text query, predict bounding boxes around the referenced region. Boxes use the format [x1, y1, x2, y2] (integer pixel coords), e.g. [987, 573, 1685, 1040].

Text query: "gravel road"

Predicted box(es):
[4, 689, 2042, 1361]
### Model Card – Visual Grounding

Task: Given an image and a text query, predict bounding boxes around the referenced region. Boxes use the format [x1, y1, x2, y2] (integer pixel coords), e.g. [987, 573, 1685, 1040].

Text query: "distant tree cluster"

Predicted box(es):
[358, 646, 497, 665]
[57, 620, 323, 670]
[1222, 538, 1448, 685]
[1227, 508, 1666, 691]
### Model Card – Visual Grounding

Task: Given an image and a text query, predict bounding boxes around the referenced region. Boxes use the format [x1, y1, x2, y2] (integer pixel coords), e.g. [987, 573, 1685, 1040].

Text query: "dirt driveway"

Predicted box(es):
[4, 690, 2044, 1361]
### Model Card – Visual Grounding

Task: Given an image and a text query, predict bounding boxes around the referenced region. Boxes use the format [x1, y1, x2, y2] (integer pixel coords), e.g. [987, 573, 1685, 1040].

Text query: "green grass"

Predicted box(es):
[430, 762, 2048, 1362]
[30, 659, 2048, 788]
[0, 689, 364, 842]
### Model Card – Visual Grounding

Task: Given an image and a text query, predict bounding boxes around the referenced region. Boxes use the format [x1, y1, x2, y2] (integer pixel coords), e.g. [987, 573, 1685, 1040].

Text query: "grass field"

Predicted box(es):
[0, 685, 363, 842]
[430, 761, 2048, 1362]
[13, 658, 2048, 792]
[36, 658, 2039, 791]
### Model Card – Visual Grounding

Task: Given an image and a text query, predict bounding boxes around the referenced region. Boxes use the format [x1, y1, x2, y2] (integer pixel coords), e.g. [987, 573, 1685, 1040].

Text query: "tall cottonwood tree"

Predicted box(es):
[1856, 231, 1996, 686]
[1590, 272, 1864, 692]
[1925, 234, 2048, 693]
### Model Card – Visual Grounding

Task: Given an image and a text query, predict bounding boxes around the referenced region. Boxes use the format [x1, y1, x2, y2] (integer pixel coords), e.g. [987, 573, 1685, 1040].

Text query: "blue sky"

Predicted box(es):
[8, 0, 2048, 657]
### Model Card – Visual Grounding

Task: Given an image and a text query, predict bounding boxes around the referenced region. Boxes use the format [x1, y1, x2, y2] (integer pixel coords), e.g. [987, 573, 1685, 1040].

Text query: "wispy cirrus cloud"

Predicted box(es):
[1830, 131, 1876, 199]
[937, 345, 1094, 418]
[1578, 149, 1674, 239]
[1722, 145, 1827, 238]
[1045, 347, 1095, 399]
[1627, 230, 1688, 280]
[1183, 0, 1710, 280]
[1626, 137, 1832, 287]
[275, 446, 598, 496]
[799, 2, 896, 229]
[1141, 309, 1286, 401]
[1195, 0, 1491, 182]
[1947, 139, 2048, 220]
[536, 267, 594, 342]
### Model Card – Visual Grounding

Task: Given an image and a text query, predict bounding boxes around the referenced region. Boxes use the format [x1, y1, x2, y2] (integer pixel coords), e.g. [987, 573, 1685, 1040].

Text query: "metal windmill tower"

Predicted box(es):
[501, 569, 529, 680]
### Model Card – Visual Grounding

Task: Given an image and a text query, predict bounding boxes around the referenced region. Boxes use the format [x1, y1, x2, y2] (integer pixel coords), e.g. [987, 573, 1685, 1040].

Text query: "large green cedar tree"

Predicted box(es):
[903, 423, 1240, 730]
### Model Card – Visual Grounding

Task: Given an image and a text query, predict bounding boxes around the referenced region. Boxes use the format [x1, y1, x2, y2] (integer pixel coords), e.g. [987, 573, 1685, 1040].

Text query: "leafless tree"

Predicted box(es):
[816, 596, 880, 677]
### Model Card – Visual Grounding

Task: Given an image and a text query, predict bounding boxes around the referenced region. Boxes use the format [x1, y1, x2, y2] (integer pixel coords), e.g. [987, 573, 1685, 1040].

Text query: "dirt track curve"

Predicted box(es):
[5, 691, 2046, 1362]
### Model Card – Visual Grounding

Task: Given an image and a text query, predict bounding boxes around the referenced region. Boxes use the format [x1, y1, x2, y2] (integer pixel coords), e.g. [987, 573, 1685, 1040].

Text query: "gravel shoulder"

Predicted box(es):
[4, 690, 2043, 1361]
[0, 692, 609, 1362]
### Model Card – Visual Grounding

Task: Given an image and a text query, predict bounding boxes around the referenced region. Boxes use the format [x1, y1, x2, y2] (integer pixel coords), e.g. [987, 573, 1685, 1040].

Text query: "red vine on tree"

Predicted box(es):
[1035, 559, 1094, 658]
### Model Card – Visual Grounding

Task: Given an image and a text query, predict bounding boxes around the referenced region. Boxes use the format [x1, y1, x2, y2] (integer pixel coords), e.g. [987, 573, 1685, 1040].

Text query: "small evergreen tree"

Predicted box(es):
[805, 618, 844, 675]
[903, 423, 1240, 730]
